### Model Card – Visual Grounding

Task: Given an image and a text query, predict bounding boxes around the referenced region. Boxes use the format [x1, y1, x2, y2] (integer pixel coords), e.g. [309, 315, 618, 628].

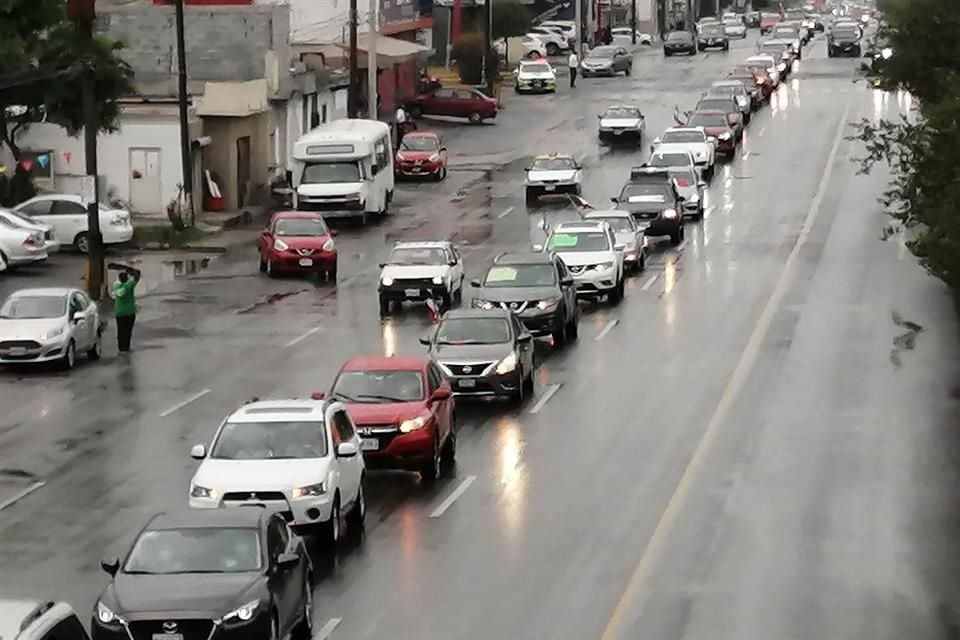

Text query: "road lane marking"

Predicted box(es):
[595, 319, 619, 341]
[314, 617, 342, 640]
[429, 475, 477, 518]
[675, 239, 687, 251]
[529, 383, 561, 414]
[0, 481, 45, 512]
[285, 326, 322, 348]
[640, 275, 658, 291]
[159, 389, 212, 417]
[600, 100, 854, 640]
[497, 206, 515, 219]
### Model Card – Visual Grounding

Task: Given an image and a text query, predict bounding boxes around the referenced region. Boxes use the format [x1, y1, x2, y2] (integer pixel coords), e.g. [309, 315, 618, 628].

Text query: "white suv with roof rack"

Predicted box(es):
[188, 398, 366, 546]
[0, 599, 90, 640]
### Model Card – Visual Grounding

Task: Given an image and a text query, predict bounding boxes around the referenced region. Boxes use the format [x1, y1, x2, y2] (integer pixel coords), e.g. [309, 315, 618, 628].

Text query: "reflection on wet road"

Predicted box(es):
[4, 29, 960, 640]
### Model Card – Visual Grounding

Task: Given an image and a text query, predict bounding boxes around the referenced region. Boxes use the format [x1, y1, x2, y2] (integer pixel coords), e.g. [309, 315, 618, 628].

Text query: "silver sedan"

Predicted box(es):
[0, 287, 103, 369]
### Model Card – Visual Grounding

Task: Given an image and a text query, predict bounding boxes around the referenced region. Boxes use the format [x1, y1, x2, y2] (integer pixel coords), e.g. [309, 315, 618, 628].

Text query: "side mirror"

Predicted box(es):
[698, 181, 707, 188]
[610, 197, 618, 203]
[532, 243, 544, 252]
[518, 333, 534, 344]
[190, 444, 206, 459]
[448, 260, 457, 266]
[440, 146, 448, 152]
[652, 137, 661, 145]
[378, 262, 386, 268]
[101, 557, 120, 576]
[419, 336, 431, 346]
[677, 195, 687, 202]
[330, 229, 338, 237]
[561, 276, 574, 286]
[614, 243, 626, 251]
[470, 279, 481, 287]
[430, 388, 452, 402]
[71, 311, 83, 323]
[277, 551, 300, 569]
[336, 442, 358, 458]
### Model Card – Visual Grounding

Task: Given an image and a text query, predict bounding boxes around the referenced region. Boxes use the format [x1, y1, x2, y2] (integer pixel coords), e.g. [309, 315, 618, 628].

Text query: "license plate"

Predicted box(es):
[404, 288, 420, 297]
[458, 378, 476, 388]
[613, 130, 623, 135]
[298, 258, 313, 266]
[152, 635, 183, 640]
[544, 185, 556, 192]
[412, 168, 423, 173]
[361, 438, 379, 451]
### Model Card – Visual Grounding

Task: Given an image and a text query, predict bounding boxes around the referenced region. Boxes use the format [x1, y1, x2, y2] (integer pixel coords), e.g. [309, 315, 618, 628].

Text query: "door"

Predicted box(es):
[429, 88, 455, 116]
[332, 410, 361, 503]
[265, 518, 297, 628]
[426, 363, 451, 443]
[448, 245, 463, 291]
[129, 148, 162, 214]
[616, 48, 629, 70]
[69, 292, 94, 349]
[48, 199, 89, 247]
[236, 136, 251, 208]
[512, 314, 535, 373]
[453, 90, 476, 117]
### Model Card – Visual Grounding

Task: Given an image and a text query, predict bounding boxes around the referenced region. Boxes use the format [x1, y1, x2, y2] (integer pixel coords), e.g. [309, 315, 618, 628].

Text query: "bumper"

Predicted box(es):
[515, 308, 564, 336]
[446, 369, 523, 397]
[581, 67, 616, 76]
[526, 183, 579, 194]
[379, 284, 447, 301]
[698, 40, 727, 48]
[0, 340, 69, 363]
[104, 223, 134, 245]
[665, 46, 695, 54]
[265, 251, 337, 272]
[516, 81, 556, 92]
[297, 200, 367, 217]
[599, 128, 643, 138]
[637, 216, 682, 238]
[92, 612, 273, 640]
[682, 200, 702, 215]
[6, 248, 48, 265]
[358, 424, 435, 469]
[190, 493, 334, 527]
[571, 270, 618, 296]
[830, 45, 860, 56]
[396, 162, 443, 177]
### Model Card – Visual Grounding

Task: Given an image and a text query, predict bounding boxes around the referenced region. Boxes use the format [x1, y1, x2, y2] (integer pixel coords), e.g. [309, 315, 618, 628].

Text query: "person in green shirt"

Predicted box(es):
[110, 264, 141, 352]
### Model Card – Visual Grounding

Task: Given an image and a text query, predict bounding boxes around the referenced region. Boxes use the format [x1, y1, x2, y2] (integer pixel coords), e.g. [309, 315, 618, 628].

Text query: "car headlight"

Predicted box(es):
[689, 194, 700, 203]
[536, 297, 561, 310]
[41, 325, 66, 341]
[718, 132, 732, 140]
[737, 96, 747, 106]
[473, 299, 495, 310]
[322, 238, 335, 252]
[495, 351, 518, 375]
[381, 276, 394, 286]
[223, 599, 261, 623]
[432, 275, 444, 285]
[190, 484, 216, 499]
[400, 413, 431, 433]
[662, 208, 679, 219]
[292, 483, 326, 498]
[110, 214, 126, 226]
[345, 193, 362, 202]
[274, 238, 289, 251]
[594, 262, 615, 272]
[429, 153, 441, 162]
[97, 601, 122, 625]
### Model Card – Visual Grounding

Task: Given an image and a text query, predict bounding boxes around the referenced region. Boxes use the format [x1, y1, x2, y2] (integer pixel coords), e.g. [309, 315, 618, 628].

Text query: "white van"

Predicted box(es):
[291, 119, 394, 224]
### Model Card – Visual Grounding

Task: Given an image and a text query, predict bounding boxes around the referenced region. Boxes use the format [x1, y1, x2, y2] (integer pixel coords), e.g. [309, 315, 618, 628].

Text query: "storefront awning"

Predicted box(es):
[335, 34, 431, 65]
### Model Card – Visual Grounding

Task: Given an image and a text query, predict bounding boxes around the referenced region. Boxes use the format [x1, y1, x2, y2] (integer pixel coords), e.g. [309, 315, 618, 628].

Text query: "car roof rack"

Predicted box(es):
[243, 397, 260, 405]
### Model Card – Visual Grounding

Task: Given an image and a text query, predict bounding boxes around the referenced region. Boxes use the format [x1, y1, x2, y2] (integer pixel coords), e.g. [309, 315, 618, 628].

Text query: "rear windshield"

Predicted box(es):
[698, 98, 736, 111]
[666, 32, 691, 41]
[521, 63, 551, 73]
[649, 153, 692, 167]
[662, 130, 705, 143]
[689, 113, 728, 127]
[621, 183, 671, 201]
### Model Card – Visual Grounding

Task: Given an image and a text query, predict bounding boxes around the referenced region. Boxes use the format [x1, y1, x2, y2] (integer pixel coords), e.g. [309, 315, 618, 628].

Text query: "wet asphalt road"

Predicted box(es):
[4, 32, 960, 640]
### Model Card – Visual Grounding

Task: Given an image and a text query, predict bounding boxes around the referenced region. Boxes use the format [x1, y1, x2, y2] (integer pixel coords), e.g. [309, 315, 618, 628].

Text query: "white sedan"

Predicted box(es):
[0, 287, 102, 369]
[611, 27, 654, 45]
[14, 194, 133, 253]
[0, 221, 47, 268]
[0, 208, 59, 253]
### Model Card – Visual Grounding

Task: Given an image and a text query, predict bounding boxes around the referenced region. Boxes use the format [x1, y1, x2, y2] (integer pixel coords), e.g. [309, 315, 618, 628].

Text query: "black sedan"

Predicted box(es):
[828, 27, 862, 57]
[697, 25, 730, 51]
[664, 31, 697, 56]
[92, 509, 314, 640]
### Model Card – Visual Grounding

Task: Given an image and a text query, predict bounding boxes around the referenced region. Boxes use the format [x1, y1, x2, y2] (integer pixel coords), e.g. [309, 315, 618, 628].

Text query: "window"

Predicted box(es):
[40, 615, 89, 640]
[50, 200, 87, 216]
[451, 245, 461, 262]
[434, 88, 454, 99]
[454, 89, 474, 100]
[266, 520, 286, 562]
[374, 136, 390, 172]
[68, 293, 84, 317]
[426, 364, 442, 393]
[333, 410, 355, 441]
[18, 200, 52, 216]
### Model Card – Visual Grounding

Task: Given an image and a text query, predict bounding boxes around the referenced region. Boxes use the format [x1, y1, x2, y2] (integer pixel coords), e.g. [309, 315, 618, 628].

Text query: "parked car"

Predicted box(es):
[14, 194, 133, 253]
[406, 87, 498, 124]
[0, 218, 47, 268]
[494, 34, 546, 59]
[258, 211, 337, 280]
[1, 599, 90, 640]
[580, 45, 633, 76]
[0, 208, 58, 253]
[377, 240, 465, 313]
[395, 130, 448, 180]
[664, 30, 698, 56]
[0, 287, 102, 369]
[526, 26, 569, 55]
[328, 355, 456, 481]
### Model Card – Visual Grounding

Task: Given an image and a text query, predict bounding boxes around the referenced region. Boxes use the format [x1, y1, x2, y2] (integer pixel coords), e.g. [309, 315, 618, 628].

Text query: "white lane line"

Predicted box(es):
[640, 275, 658, 291]
[529, 383, 561, 415]
[497, 206, 515, 219]
[595, 318, 619, 341]
[675, 239, 687, 251]
[285, 326, 322, 348]
[314, 617, 342, 640]
[0, 481, 45, 512]
[429, 475, 477, 518]
[159, 389, 212, 417]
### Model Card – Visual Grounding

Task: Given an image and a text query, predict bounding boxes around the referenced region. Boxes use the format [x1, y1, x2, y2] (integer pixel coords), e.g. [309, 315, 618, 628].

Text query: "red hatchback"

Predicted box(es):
[688, 109, 742, 158]
[396, 131, 448, 181]
[259, 211, 337, 279]
[327, 356, 456, 481]
[406, 87, 498, 124]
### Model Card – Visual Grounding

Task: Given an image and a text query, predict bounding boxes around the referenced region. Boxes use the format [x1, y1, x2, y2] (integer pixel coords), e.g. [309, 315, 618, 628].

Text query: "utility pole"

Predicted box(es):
[367, 0, 378, 119]
[631, 0, 638, 44]
[348, 0, 360, 117]
[68, 0, 104, 300]
[174, 0, 193, 226]
[483, 0, 493, 96]
[575, 0, 583, 56]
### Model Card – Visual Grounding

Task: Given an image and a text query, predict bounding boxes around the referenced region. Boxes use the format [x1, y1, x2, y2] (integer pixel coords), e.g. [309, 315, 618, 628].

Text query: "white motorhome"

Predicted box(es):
[291, 119, 394, 224]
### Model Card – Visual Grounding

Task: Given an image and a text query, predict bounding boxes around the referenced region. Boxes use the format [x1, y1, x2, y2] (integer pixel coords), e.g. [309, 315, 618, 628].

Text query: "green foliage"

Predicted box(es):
[0, 0, 64, 67]
[492, 0, 531, 39]
[852, 0, 960, 287]
[453, 32, 500, 85]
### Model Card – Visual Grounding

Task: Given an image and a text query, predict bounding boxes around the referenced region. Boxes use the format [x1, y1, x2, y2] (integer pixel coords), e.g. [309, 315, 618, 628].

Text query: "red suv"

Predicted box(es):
[258, 211, 337, 280]
[406, 87, 498, 124]
[325, 356, 456, 481]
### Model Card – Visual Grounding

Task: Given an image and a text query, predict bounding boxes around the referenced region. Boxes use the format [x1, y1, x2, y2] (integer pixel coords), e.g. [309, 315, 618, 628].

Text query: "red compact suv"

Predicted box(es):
[258, 211, 338, 280]
[325, 356, 456, 481]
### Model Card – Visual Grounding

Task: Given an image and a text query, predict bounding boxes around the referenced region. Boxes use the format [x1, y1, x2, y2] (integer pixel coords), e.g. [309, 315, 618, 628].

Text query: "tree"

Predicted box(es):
[0, 1, 136, 160]
[453, 32, 499, 85]
[492, 0, 531, 40]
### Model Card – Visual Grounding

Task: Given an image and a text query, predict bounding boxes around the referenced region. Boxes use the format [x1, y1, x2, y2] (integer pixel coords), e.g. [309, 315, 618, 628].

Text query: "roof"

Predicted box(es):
[533, 153, 574, 160]
[493, 252, 555, 265]
[442, 308, 513, 320]
[552, 220, 607, 231]
[584, 209, 632, 218]
[297, 119, 390, 144]
[692, 109, 728, 115]
[392, 241, 452, 249]
[6, 287, 75, 297]
[340, 355, 430, 372]
[227, 399, 328, 423]
[146, 509, 267, 531]
[402, 130, 440, 138]
[664, 126, 706, 133]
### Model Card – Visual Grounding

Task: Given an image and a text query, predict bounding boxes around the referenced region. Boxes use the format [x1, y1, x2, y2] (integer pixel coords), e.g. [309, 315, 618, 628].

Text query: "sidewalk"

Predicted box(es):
[131, 205, 270, 252]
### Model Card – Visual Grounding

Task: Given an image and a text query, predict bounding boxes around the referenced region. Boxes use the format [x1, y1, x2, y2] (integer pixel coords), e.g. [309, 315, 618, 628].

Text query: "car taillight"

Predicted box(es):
[23, 234, 39, 247]
[676, 179, 690, 187]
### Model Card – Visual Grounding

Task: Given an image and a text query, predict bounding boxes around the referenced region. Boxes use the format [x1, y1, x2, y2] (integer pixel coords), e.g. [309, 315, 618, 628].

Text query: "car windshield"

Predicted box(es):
[701, 26, 723, 35]
[546, 231, 610, 252]
[649, 153, 692, 167]
[603, 107, 641, 118]
[834, 29, 859, 39]
[531, 157, 576, 171]
[621, 183, 671, 201]
[773, 28, 797, 36]
[483, 264, 557, 287]
[274, 218, 328, 237]
[521, 63, 551, 73]
[401, 136, 439, 151]
[670, 169, 697, 187]
[332, 370, 425, 403]
[124, 528, 261, 575]
[690, 113, 729, 127]
[662, 130, 705, 143]
[588, 46, 616, 58]
[435, 318, 510, 345]
[210, 421, 328, 460]
[0, 295, 66, 319]
[301, 161, 361, 184]
[724, 20, 741, 26]
[590, 217, 634, 232]
[711, 83, 742, 95]
[388, 247, 448, 265]
[761, 43, 788, 55]
[666, 32, 690, 41]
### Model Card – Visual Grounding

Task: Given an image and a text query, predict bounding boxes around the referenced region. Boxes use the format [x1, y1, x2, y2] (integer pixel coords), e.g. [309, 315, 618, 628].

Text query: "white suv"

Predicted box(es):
[536, 220, 626, 303]
[188, 398, 366, 546]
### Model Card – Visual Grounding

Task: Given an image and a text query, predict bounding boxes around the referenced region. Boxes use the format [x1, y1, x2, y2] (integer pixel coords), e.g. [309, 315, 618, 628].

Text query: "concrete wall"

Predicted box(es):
[256, 0, 373, 44]
[202, 111, 279, 210]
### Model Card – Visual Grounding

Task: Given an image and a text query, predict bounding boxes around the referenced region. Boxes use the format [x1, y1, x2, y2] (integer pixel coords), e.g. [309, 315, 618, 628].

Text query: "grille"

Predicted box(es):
[444, 362, 494, 376]
[498, 300, 529, 313]
[568, 265, 596, 274]
[299, 199, 362, 212]
[356, 424, 398, 435]
[389, 277, 436, 289]
[129, 619, 214, 640]
[0, 340, 41, 350]
[222, 491, 287, 502]
[539, 179, 559, 184]
[296, 248, 315, 256]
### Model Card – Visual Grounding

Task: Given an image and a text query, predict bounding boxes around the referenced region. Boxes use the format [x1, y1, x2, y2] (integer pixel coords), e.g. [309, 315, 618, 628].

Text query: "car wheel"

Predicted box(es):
[347, 476, 366, 533]
[421, 436, 441, 482]
[326, 266, 338, 282]
[670, 226, 683, 245]
[321, 495, 341, 547]
[452, 283, 463, 306]
[61, 340, 76, 370]
[552, 319, 567, 346]
[87, 330, 102, 360]
[522, 372, 535, 396]
[525, 189, 538, 206]
[528, 50, 542, 59]
[566, 311, 579, 341]
[74, 232, 89, 254]
[265, 259, 276, 278]
[609, 278, 624, 304]
[440, 291, 452, 312]
[436, 166, 447, 181]
[270, 612, 281, 640]
[258, 252, 267, 272]
[624, 64, 632, 76]
[440, 425, 457, 475]
[379, 296, 391, 316]
[292, 577, 313, 640]
[510, 368, 526, 405]
[638, 251, 646, 272]
[468, 112, 484, 125]
[546, 42, 559, 56]
[408, 105, 422, 118]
